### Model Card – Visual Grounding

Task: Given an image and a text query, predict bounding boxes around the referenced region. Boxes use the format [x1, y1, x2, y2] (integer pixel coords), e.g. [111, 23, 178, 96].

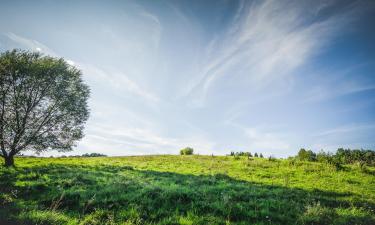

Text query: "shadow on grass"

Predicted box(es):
[0, 163, 374, 225]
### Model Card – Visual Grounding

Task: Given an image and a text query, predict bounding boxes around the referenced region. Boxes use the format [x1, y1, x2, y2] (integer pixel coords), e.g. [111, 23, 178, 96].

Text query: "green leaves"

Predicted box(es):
[0, 49, 90, 163]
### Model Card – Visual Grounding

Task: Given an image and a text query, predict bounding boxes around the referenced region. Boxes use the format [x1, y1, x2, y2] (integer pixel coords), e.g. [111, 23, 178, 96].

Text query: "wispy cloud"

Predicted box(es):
[139, 11, 162, 49]
[182, 0, 347, 107]
[79, 63, 160, 103]
[315, 123, 375, 136]
[303, 68, 375, 102]
[4, 32, 58, 56]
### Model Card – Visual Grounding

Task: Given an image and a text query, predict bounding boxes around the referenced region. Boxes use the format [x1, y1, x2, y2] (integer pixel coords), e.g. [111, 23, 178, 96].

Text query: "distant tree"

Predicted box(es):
[254, 153, 258, 157]
[234, 151, 252, 157]
[180, 147, 194, 155]
[82, 153, 107, 157]
[259, 153, 264, 158]
[0, 50, 90, 167]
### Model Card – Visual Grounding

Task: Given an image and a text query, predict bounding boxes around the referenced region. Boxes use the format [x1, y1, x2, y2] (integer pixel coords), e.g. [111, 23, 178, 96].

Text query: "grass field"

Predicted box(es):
[0, 155, 374, 225]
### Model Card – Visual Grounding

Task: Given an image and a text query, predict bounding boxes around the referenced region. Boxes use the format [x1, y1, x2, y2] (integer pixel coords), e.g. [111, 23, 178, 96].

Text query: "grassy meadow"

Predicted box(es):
[0, 155, 374, 225]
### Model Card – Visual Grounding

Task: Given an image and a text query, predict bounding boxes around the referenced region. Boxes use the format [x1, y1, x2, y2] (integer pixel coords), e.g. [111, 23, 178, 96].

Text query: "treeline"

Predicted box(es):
[295, 148, 375, 166]
[227, 148, 375, 166]
[56, 153, 107, 158]
[229, 151, 264, 158]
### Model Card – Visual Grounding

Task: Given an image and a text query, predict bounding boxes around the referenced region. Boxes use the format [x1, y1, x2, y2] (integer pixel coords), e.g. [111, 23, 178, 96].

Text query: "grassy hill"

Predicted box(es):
[1, 155, 374, 225]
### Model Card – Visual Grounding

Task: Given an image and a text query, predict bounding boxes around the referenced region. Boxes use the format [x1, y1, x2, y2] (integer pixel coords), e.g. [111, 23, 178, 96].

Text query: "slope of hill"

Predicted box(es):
[1, 155, 374, 225]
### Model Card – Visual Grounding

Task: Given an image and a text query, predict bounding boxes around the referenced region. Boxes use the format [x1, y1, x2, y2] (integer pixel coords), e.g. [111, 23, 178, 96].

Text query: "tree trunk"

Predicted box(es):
[4, 155, 14, 167]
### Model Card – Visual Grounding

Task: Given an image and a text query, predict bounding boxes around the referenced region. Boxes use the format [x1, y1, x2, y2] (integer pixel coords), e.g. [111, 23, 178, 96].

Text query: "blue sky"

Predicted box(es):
[0, 0, 374, 157]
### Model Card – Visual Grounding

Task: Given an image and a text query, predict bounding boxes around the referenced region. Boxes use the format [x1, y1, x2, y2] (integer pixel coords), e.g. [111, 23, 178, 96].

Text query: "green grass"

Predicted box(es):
[1, 155, 374, 225]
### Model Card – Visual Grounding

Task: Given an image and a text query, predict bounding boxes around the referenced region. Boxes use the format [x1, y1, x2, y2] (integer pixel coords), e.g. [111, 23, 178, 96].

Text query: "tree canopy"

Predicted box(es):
[0, 49, 90, 166]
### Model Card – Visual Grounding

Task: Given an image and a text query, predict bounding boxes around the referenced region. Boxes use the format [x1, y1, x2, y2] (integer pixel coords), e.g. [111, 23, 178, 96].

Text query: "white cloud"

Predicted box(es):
[315, 123, 375, 137]
[225, 120, 291, 156]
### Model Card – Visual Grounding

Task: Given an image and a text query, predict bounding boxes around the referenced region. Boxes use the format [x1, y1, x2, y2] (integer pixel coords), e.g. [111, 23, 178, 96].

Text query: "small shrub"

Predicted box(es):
[356, 161, 368, 173]
[18, 210, 76, 225]
[268, 156, 277, 162]
[180, 147, 194, 155]
[79, 210, 115, 225]
[300, 202, 336, 225]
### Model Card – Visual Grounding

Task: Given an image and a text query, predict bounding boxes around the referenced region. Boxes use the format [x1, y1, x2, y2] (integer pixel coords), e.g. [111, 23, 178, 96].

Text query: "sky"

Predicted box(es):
[0, 0, 374, 157]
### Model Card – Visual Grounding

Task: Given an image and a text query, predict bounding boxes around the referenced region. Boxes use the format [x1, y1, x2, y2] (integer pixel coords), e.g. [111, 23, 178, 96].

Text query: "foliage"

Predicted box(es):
[296, 148, 375, 166]
[335, 148, 375, 165]
[297, 148, 317, 161]
[230, 151, 252, 157]
[0, 49, 90, 167]
[81, 153, 107, 157]
[180, 147, 194, 155]
[0, 155, 374, 225]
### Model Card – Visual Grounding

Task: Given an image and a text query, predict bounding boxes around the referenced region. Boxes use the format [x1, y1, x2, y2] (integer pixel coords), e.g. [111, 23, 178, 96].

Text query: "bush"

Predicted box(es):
[326, 157, 343, 171]
[79, 210, 115, 225]
[180, 147, 194, 155]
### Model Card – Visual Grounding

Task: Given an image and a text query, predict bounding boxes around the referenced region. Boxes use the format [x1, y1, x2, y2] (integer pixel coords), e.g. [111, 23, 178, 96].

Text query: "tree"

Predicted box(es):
[259, 153, 264, 158]
[254, 153, 258, 157]
[0, 50, 90, 167]
[180, 147, 194, 155]
[297, 148, 316, 161]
